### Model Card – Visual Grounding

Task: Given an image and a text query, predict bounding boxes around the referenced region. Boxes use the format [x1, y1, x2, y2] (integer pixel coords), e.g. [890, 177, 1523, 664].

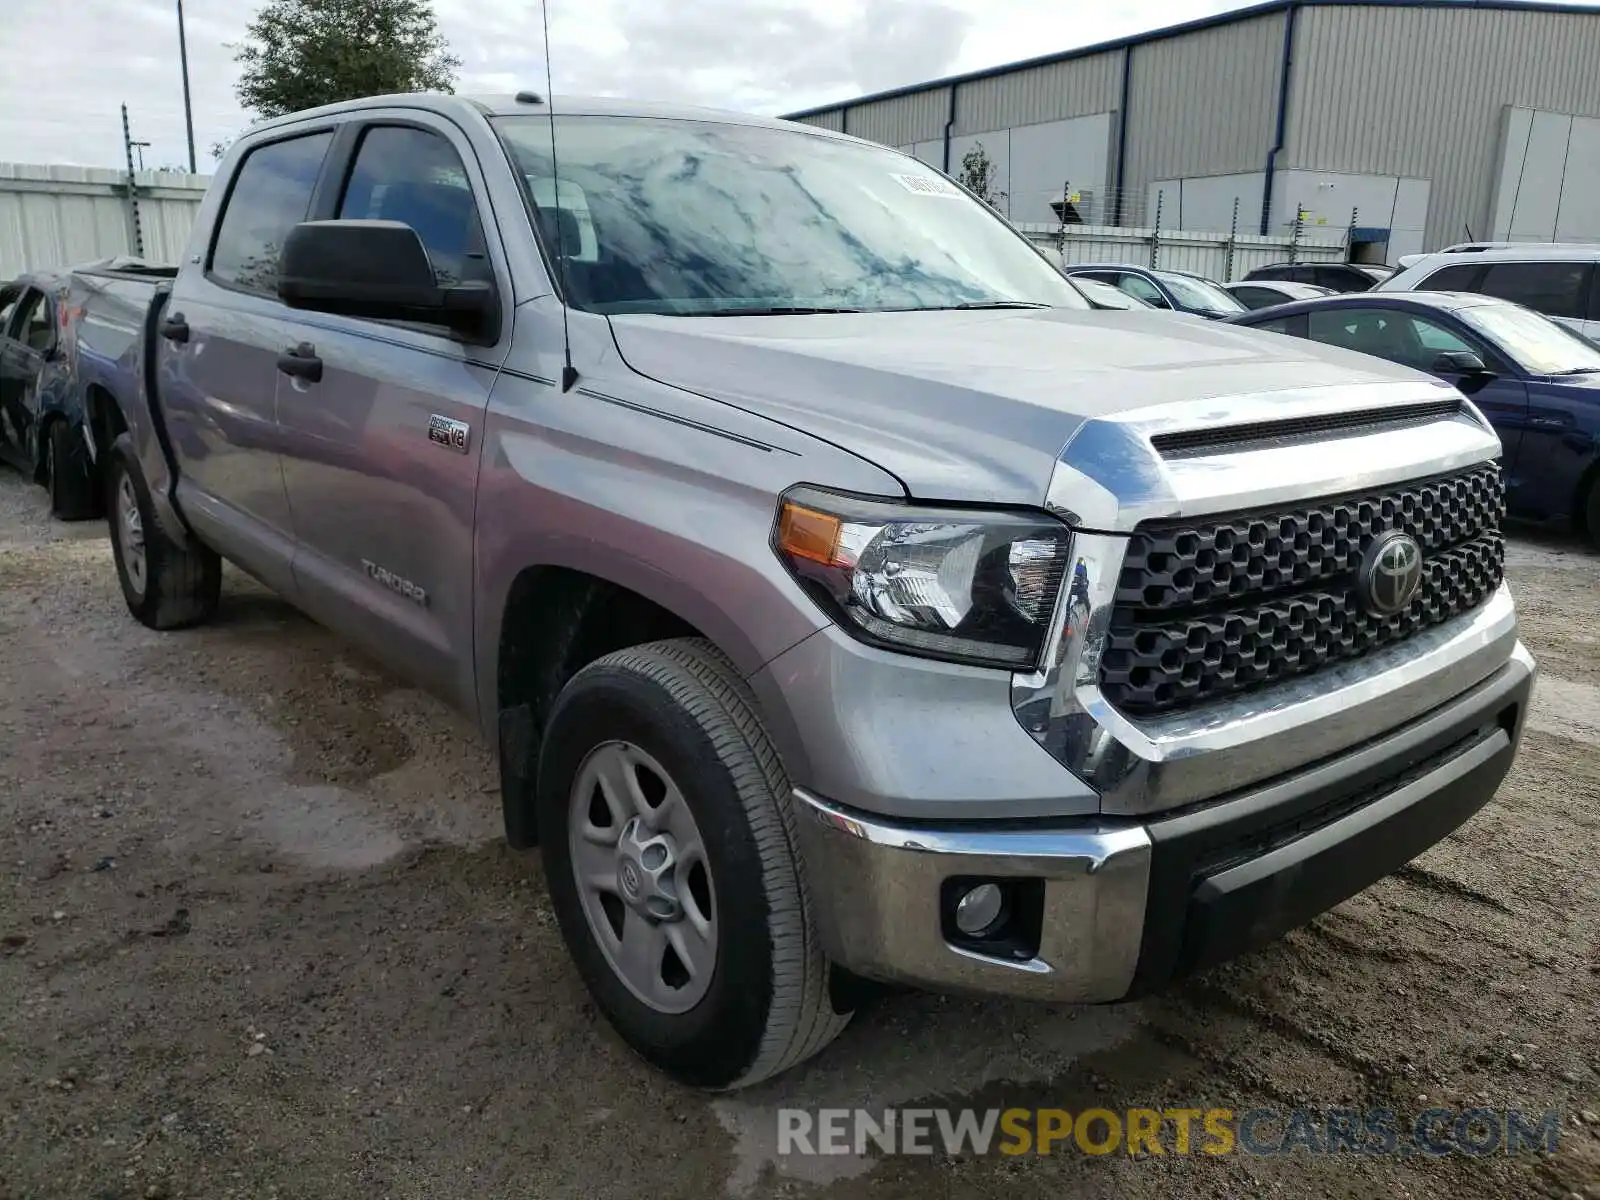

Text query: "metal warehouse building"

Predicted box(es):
[785, 0, 1600, 263]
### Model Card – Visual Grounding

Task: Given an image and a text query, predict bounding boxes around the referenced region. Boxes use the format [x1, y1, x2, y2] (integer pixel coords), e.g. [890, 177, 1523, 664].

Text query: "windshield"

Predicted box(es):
[1155, 271, 1244, 314]
[1459, 302, 1600, 375]
[494, 115, 1089, 316]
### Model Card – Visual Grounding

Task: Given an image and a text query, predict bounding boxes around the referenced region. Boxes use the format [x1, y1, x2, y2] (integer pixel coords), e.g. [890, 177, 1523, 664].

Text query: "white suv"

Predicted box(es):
[1379, 244, 1600, 341]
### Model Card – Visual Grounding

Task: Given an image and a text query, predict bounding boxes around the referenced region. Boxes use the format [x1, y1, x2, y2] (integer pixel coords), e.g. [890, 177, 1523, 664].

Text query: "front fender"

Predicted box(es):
[469, 374, 903, 747]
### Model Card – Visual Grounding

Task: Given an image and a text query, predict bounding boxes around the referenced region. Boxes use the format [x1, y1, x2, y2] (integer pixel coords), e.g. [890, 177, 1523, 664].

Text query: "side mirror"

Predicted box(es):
[1431, 350, 1495, 394]
[277, 220, 496, 342]
[1431, 350, 1490, 376]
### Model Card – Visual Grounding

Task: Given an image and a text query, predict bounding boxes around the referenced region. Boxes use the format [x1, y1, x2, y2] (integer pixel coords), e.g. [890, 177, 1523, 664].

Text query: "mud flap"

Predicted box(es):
[498, 703, 539, 848]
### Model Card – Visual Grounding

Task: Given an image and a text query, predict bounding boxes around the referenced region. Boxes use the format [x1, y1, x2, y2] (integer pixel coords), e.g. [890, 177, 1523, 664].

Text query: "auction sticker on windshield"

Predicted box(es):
[893, 174, 962, 197]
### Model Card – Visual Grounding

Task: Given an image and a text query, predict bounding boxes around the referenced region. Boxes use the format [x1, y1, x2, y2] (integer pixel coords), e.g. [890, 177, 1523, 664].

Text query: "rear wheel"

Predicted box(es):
[537, 638, 850, 1089]
[107, 433, 221, 629]
[1585, 474, 1600, 552]
[45, 420, 97, 521]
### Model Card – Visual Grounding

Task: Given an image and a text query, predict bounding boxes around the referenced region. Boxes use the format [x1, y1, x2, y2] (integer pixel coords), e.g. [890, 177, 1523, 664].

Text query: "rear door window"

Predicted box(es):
[1475, 261, 1593, 320]
[209, 132, 335, 296]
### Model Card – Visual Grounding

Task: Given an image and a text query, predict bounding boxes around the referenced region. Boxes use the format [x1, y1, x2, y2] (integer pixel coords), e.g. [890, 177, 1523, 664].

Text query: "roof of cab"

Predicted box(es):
[246, 92, 839, 138]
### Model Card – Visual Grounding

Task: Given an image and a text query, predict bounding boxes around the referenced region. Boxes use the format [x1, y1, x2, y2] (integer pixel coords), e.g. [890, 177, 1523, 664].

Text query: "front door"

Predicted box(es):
[158, 128, 335, 593]
[1305, 304, 1528, 475]
[273, 118, 508, 712]
[0, 288, 48, 469]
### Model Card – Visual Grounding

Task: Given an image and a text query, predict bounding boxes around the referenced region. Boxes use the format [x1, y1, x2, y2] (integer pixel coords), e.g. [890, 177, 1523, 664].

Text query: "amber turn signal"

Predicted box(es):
[776, 501, 843, 566]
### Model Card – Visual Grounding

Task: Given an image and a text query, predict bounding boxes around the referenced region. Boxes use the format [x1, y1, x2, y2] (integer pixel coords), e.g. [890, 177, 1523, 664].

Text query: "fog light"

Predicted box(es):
[953, 883, 1006, 936]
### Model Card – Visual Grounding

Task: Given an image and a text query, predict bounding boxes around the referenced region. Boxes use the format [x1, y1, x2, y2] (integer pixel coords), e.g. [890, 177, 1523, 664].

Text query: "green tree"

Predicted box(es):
[231, 0, 461, 120]
[958, 142, 1006, 211]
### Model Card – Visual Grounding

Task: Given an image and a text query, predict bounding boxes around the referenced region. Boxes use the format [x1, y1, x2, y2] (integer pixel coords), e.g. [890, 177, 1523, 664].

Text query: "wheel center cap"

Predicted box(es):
[614, 816, 682, 921]
[618, 859, 643, 900]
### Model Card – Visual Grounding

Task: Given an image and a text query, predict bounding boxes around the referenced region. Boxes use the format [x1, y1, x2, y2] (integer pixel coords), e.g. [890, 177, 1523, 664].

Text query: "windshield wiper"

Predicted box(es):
[687, 306, 865, 316]
[1549, 366, 1600, 375]
[931, 300, 1053, 310]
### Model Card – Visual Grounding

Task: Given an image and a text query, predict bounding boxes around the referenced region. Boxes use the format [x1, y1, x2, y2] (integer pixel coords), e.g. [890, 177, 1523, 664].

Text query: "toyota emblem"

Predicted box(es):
[1359, 531, 1424, 615]
[619, 860, 642, 899]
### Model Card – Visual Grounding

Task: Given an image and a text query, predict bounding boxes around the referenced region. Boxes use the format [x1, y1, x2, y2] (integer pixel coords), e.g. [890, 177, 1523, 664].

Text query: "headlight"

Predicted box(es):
[773, 486, 1073, 669]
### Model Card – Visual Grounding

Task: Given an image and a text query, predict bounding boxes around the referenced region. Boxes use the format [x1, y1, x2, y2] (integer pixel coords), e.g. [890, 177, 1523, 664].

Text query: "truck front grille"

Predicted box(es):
[1099, 464, 1505, 716]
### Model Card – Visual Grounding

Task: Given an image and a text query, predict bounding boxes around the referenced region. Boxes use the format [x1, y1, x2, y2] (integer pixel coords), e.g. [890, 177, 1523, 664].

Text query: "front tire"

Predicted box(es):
[45, 419, 97, 521]
[537, 638, 850, 1089]
[106, 433, 221, 629]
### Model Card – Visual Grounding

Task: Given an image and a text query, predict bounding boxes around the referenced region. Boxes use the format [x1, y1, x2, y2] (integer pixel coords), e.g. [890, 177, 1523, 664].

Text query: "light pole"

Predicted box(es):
[177, 0, 197, 173]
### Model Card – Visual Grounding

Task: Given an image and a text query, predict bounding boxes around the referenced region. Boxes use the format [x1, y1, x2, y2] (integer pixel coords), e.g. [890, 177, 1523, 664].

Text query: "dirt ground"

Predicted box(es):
[1, 464, 1597, 1200]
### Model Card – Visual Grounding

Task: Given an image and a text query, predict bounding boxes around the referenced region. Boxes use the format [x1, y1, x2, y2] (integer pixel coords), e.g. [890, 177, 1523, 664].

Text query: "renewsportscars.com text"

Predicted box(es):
[778, 1106, 1564, 1158]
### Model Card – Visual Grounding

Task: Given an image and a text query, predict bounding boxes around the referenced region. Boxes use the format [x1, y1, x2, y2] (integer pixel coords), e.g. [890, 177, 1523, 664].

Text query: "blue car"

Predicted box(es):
[1228, 291, 1600, 547]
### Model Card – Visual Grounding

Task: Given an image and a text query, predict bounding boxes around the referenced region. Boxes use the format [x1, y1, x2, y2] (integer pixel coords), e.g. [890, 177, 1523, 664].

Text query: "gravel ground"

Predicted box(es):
[1, 464, 1598, 1200]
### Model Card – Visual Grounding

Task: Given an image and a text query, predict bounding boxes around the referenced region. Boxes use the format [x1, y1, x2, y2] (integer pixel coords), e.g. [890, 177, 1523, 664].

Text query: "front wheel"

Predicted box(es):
[537, 638, 850, 1089]
[106, 433, 221, 629]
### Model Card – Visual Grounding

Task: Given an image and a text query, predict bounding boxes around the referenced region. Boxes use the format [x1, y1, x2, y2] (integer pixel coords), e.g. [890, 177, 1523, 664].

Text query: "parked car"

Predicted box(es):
[69, 91, 1532, 1091]
[1228, 291, 1600, 543]
[1067, 275, 1157, 310]
[1377, 244, 1600, 343]
[0, 269, 98, 519]
[1223, 280, 1333, 309]
[1061, 264, 1245, 318]
[1244, 262, 1394, 292]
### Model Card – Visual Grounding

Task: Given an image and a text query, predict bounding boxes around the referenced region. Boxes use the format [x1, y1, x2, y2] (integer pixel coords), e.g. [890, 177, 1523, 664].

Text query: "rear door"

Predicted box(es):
[272, 116, 508, 711]
[159, 128, 336, 593]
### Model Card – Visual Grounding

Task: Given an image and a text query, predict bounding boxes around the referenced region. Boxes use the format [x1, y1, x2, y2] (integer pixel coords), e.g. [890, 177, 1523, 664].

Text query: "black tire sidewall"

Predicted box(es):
[47, 420, 94, 520]
[106, 437, 156, 619]
[537, 663, 777, 1089]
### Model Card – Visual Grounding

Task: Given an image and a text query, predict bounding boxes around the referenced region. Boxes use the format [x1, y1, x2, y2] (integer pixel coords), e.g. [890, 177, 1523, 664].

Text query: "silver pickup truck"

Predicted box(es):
[69, 92, 1535, 1090]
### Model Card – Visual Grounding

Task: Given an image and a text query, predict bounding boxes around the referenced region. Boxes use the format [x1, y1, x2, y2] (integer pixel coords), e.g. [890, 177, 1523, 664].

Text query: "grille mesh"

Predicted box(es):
[1099, 464, 1505, 715]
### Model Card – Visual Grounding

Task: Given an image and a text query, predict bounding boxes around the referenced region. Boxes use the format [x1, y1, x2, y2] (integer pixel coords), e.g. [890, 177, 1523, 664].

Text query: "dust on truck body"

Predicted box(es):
[66, 90, 1535, 1090]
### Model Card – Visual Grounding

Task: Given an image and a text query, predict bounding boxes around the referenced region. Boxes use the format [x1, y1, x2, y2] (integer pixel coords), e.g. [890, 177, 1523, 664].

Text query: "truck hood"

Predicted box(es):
[608, 307, 1444, 506]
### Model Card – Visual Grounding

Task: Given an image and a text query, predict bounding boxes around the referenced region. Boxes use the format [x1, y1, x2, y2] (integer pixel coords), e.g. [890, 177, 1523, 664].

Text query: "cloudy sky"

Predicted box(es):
[4, 0, 1258, 170]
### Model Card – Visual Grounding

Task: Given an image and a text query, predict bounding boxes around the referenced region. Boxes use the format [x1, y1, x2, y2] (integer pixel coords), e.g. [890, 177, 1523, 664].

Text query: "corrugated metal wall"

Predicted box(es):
[954, 51, 1122, 133]
[1121, 13, 1287, 200]
[845, 88, 950, 147]
[790, 110, 844, 132]
[0, 164, 208, 278]
[1289, 6, 1600, 249]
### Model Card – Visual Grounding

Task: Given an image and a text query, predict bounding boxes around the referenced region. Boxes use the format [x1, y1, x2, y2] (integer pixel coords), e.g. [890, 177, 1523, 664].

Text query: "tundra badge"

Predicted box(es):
[428, 414, 470, 454]
[362, 560, 429, 607]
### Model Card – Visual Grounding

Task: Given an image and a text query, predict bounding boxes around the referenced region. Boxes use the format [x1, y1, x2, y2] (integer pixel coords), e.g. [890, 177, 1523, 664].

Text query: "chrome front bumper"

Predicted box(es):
[795, 642, 1535, 1002]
